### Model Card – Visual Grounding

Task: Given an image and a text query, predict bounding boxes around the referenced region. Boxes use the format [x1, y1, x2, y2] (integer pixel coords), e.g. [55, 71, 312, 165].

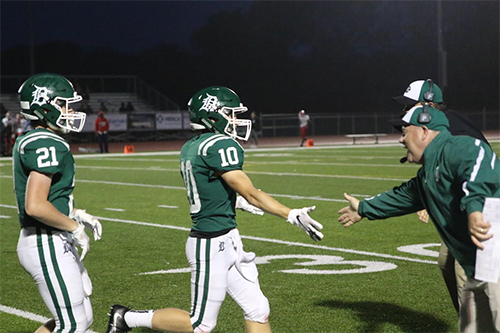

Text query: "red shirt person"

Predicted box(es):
[95, 111, 109, 153]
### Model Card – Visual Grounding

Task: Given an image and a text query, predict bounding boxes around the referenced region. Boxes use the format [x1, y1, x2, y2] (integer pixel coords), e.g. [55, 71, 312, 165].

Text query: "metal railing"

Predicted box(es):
[0, 75, 180, 111]
[260, 110, 499, 137]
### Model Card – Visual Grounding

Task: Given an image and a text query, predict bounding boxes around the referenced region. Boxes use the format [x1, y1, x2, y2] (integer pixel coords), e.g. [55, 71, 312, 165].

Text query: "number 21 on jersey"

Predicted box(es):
[36, 146, 59, 168]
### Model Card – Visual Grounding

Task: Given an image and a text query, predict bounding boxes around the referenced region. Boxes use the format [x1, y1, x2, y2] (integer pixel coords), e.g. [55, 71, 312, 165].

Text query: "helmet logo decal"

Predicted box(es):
[199, 93, 221, 112]
[31, 85, 53, 106]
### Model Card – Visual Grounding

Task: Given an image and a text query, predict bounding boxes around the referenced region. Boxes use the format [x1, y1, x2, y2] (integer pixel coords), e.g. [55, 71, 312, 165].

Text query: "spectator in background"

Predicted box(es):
[125, 101, 135, 112]
[78, 84, 92, 113]
[0, 103, 7, 118]
[1, 111, 15, 156]
[298, 109, 309, 147]
[83, 85, 91, 102]
[15, 112, 31, 136]
[249, 111, 261, 147]
[95, 111, 109, 153]
[0, 113, 4, 155]
[78, 101, 94, 114]
[119, 102, 127, 113]
[99, 101, 108, 113]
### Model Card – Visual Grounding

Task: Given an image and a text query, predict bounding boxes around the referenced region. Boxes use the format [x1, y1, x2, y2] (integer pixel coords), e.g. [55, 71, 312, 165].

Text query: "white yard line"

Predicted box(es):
[75, 166, 410, 182]
[60, 179, 364, 202]
[245, 171, 407, 182]
[0, 204, 15, 208]
[244, 160, 418, 168]
[0, 175, 388, 202]
[0, 204, 435, 265]
[78, 179, 186, 190]
[90, 216, 437, 265]
[0, 304, 99, 333]
[104, 208, 125, 212]
[76, 160, 417, 169]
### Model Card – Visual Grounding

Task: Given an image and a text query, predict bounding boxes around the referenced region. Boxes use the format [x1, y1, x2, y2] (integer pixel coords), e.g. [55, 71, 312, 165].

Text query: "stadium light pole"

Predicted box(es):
[437, 0, 447, 91]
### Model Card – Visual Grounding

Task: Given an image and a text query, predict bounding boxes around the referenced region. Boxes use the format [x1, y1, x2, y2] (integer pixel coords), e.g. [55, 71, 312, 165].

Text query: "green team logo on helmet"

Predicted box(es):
[18, 73, 86, 134]
[188, 86, 252, 141]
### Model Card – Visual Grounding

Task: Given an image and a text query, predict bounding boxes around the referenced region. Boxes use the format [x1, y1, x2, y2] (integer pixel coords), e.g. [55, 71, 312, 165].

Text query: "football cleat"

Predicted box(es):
[105, 304, 131, 333]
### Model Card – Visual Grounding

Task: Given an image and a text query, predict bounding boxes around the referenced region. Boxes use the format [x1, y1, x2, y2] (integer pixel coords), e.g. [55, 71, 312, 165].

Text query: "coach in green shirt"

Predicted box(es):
[338, 104, 500, 332]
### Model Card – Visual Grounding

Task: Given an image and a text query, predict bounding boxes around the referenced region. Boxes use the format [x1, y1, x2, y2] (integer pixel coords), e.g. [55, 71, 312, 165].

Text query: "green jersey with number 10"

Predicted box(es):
[180, 133, 245, 233]
[12, 128, 76, 230]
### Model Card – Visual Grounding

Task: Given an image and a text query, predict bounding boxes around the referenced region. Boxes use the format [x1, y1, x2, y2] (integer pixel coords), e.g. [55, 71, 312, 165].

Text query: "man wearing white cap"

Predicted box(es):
[392, 79, 490, 316]
[340, 105, 500, 332]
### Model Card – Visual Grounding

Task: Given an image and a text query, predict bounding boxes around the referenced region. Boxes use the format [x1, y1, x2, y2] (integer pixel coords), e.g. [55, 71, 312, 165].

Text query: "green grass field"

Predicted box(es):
[1, 141, 499, 333]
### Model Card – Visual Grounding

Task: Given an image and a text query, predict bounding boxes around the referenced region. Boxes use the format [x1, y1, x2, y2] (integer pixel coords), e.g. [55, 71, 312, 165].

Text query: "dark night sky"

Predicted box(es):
[1, 1, 252, 52]
[1, 1, 499, 114]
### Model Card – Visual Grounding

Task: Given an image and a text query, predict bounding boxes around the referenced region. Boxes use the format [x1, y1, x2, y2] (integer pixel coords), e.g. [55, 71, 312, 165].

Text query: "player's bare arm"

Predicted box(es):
[220, 169, 323, 241]
[25, 170, 91, 259]
[219, 169, 290, 219]
[25, 170, 80, 231]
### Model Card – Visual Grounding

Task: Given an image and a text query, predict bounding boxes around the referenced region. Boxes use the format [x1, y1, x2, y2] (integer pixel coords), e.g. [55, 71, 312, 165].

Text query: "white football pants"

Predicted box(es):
[186, 228, 269, 333]
[17, 227, 93, 333]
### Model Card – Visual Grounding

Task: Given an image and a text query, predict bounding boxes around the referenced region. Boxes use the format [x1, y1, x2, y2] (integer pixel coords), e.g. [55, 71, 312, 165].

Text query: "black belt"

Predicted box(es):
[189, 227, 234, 239]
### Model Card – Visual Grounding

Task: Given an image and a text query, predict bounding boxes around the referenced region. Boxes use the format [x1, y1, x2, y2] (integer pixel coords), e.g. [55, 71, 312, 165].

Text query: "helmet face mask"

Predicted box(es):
[188, 86, 252, 141]
[18, 73, 86, 134]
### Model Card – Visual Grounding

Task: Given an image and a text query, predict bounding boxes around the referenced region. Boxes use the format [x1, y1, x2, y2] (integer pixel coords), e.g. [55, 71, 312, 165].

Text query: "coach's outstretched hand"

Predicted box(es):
[338, 193, 363, 227]
[287, 206, 323, 241]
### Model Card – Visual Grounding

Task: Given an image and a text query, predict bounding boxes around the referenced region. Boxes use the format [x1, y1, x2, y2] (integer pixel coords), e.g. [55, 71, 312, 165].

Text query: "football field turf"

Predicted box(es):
[1, 141, 499, 333]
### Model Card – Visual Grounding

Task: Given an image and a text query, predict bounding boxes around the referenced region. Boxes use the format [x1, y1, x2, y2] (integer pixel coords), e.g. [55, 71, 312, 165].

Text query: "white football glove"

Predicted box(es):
[71, 224, 90, 260]
[287, 206, 324, 241]
[71, 209, 102, 241]
[235, 196, 264, 216]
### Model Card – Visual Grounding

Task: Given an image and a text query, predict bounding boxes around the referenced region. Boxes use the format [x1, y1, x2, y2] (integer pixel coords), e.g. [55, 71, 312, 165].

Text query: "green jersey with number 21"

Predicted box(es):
[12, 128, 76, 230]
[180, 133, 244, 233]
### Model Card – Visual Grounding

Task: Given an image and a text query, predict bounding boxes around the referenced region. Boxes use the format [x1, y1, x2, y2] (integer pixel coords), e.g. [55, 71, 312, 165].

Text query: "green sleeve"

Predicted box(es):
[359, 175, 424, 220]
[201, 138, 244, 172]
[21, 138, 70, 175]
[456, 139, 500, 214]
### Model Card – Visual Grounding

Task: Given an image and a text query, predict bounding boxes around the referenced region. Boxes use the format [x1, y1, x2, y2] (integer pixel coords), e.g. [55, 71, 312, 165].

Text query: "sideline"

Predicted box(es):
[1, 139, 498, 162]
[0, 142, 406, 161]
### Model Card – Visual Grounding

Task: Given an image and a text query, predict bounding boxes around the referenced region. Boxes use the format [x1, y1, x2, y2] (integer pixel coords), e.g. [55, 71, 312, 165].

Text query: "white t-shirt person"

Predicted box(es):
[298, 110, 310, 146]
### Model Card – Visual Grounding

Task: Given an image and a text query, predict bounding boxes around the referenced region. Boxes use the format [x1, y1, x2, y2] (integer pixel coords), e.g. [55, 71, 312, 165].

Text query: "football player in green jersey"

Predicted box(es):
[106, 87, 324, 333]
[14, 73, 102, 333]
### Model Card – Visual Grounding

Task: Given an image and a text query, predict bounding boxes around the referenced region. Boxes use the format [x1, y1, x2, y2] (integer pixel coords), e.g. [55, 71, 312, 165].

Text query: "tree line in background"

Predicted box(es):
[1, 1, 498, 114]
